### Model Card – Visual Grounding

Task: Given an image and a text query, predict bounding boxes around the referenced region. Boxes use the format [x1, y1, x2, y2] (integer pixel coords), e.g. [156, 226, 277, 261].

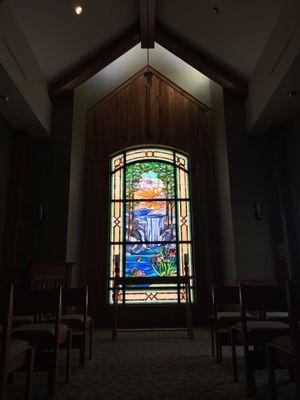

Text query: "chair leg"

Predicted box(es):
[79, 331, 86, 367]
[215, 331, 221, 363]
[267, 345, 277, 400]
[49, 348, 59, 397]
[231, 329, 238, 382]
[296, 372, 300, 400]
[244, 349, 256, 394]
[0, 373, 7, 400]
[217, 342, 223, 362]
[210, 322, 215, 356]
[89, 320, 93, 359]
[79, 340, 85, 367]
[25, 347, 35, 400]
[66, 330, 72, 383]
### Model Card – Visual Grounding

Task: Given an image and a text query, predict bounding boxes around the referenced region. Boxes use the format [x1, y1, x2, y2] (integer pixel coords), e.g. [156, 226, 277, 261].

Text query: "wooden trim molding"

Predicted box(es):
[49, 25, 140, 97]
[139, 0, 156, 48]
[156, 23, 248, 96]
[49, 22, 247, 98]
[87, 66, 210, 114]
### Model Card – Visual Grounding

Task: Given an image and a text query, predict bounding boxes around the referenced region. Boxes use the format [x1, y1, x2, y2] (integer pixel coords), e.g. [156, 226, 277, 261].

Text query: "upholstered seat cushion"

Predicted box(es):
[272, 335, 292, 351]
[266, 312, 289, 322]
[234, 320, 289, 332]
[60, 314, 92, 328]
[9, 339, 30, 355]
[13, 323, 69, 336]
[61, 314, 91, 322]
[0, 339, 29, 355]
[12, 315, 34, 328]
[216, 312, 257, 321]
[13, 315, 34, 323]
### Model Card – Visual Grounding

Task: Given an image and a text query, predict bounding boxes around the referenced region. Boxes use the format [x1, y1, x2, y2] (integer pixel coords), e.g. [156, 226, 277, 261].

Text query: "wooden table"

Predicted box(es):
[112, 275, 193, 339]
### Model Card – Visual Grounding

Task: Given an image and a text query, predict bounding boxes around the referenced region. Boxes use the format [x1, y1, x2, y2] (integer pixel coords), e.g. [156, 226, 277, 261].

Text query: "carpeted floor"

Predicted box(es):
[9, 328, 295, 400]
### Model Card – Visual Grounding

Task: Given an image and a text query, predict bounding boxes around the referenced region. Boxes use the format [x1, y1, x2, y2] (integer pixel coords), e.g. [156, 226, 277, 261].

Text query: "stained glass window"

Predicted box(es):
[109, 147, 194, 304]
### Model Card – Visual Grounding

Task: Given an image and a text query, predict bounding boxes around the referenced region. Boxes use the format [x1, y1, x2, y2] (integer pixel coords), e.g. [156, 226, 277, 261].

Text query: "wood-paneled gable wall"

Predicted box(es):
[82, 68, 216, 325]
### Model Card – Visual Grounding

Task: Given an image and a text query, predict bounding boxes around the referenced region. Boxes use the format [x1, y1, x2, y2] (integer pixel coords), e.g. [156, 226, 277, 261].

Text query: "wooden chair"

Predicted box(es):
[61, 287, 94, 366]
[267, 280, 300, 399]
[211, 285, 257, 362]
[0, 285, 35, 400]
[231, 284, 290, 394]
[12, 287, 72, 397]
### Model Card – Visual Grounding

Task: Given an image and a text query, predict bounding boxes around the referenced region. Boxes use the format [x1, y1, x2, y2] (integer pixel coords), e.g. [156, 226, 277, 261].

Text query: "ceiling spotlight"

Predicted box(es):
[287, 91, 296, 99]
[75, 5, 83, 15]
[213, 6, 220, 14]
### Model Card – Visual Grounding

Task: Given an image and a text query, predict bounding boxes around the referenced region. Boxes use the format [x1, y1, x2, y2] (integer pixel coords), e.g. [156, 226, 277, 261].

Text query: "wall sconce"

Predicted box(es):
[254, 202, 262, 220]
[38, 204, 45, 222]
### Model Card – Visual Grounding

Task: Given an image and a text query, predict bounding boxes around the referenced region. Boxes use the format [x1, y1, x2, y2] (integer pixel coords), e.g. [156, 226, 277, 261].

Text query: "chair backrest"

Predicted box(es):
[212, 285, 240, 312]
[29, 262, 74, 289]
[287, 280, 300, 345]
[239, 284, 287, 314]
[0, 285, 14, 384]
[62, 287, 88, 315]
[14, 287, 62, 319]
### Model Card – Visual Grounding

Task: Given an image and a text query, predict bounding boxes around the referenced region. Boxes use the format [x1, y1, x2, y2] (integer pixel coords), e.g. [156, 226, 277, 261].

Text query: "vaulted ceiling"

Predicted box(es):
[8, 0, 284, 82]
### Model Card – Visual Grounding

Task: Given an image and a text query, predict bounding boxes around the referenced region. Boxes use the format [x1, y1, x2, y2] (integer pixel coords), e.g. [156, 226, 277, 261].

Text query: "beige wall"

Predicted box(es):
[209, 81, 236, 281]
[246, 0, 299, 132]
[224, 90, 277, 281]
[0, 2, 51, 135]
[283, 116, 300, 278]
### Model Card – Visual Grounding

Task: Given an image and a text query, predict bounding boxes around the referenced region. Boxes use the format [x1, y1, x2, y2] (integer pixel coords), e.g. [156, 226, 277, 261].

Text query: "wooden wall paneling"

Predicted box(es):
[139, 0, 156, 48]
[82, 159, 109, 318]
[127, 74, 147, 145]
[82, 68, 216, 324]
[148, 73, 160, 143]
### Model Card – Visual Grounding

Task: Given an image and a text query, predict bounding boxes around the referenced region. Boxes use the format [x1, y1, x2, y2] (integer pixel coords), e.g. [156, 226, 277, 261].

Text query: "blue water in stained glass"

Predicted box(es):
[125, 244, 177, 279]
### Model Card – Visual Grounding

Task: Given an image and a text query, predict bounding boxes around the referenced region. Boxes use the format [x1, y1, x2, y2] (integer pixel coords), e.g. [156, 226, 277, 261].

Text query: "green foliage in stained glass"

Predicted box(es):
[126, 162, 175, 200]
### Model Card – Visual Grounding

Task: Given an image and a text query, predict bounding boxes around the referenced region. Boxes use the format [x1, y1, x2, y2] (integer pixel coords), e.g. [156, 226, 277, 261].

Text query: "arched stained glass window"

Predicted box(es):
[109, 147, 194, 304]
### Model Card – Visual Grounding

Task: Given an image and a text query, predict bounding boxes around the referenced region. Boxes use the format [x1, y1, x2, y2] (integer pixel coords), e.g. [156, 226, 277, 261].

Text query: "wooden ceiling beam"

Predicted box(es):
[139, 0, 156, 48]
[49, 25, 140, 97]
[156, 24, 248, 96]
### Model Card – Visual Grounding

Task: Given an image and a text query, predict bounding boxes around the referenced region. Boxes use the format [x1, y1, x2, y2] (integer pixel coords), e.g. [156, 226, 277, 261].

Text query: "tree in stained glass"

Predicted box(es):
[109, 147, 194, 304]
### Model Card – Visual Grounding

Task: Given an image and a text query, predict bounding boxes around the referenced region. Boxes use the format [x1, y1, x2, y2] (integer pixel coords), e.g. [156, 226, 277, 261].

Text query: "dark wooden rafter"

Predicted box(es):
[156, 23, 248, 96]
[49, 25, 140, 97]
[49, 21, 247, 98]
[139, 0, 156, 48]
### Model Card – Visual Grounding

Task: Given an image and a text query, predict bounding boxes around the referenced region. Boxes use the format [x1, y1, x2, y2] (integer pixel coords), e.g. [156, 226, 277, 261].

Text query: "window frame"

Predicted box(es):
[108, 146, 194, 305]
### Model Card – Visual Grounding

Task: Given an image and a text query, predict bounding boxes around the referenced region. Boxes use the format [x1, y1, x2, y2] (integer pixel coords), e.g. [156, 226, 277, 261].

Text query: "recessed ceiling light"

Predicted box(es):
[75, 5, 83, 15]
[213, 6, 220, 14]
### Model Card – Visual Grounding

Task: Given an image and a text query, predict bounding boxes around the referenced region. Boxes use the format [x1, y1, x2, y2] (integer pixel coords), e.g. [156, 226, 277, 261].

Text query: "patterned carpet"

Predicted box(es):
[9, 328, 295, 400]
